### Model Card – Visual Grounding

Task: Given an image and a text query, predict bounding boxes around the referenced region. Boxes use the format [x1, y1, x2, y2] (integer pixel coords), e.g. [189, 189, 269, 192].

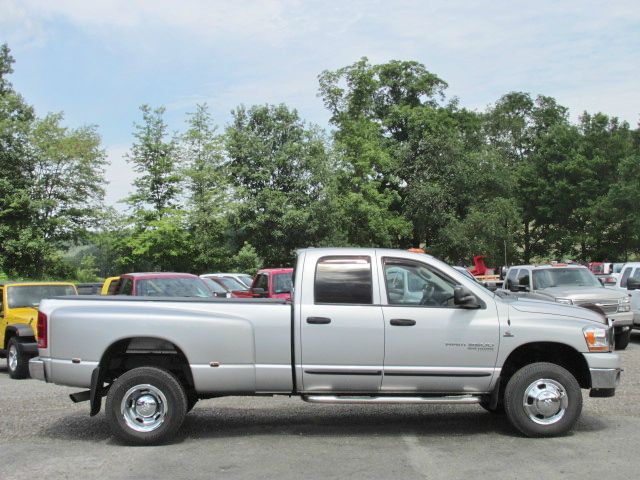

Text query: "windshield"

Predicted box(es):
[533, 268, 601, 289]
[216, 277, 248, 291]
[273, 272, 293, 294]
[238, 275, 253, 287]
[136, 278, 213, 297]
[201, 278, 228, 294]
[8, 285, 76, 308]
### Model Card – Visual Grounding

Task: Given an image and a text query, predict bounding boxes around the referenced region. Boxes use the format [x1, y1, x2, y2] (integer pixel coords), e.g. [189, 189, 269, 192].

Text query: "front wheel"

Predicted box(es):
[6, 338, 29, 379]
[105, 366, 187, 445]
[504, 362, 582, 437]
[614, 328, 631, 350]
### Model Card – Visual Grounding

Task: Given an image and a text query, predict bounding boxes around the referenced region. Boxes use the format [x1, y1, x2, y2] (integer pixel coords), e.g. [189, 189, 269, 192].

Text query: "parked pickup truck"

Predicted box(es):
[1, 281, 77, 378]
[233, 268, 293, 300]
[606, 262, 640, 328]
[502, 264, 633, 349]
[30, 248, 621, 445]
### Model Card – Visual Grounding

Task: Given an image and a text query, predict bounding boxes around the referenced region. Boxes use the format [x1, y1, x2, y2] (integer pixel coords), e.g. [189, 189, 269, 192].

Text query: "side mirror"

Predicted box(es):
[251, 287, 267, 298]
[509, 284, 528, 293]
[628, 278, 640, 291]
[454, 286, 481, 309]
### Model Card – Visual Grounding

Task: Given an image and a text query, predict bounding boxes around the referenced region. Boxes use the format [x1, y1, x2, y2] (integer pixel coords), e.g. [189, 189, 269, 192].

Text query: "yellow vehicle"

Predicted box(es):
[101, 276, 121, 295]
[0, 281, 77, 379]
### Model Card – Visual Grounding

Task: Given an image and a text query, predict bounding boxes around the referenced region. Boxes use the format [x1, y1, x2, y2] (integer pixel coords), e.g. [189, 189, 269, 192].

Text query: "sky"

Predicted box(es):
[1, 0, 639, 209]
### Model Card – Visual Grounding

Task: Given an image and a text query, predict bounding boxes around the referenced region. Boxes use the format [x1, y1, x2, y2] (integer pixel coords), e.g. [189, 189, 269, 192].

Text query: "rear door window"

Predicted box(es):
[314, 256, 372, 304]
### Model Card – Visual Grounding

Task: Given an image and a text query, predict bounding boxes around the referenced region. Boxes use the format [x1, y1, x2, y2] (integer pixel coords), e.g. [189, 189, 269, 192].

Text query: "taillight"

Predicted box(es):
[37, 310, 48, 349]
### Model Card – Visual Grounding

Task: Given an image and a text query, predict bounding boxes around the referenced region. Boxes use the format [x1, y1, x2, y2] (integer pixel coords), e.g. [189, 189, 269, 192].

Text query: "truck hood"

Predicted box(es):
[536, 286, 626, 302]
[509, 298, 606, 325]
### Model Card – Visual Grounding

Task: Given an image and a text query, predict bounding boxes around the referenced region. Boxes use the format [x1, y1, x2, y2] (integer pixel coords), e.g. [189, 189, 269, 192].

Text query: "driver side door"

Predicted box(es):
[379, 257, 500, 393]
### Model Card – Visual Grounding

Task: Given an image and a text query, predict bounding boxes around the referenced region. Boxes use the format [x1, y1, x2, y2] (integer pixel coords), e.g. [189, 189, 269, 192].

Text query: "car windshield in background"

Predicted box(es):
[136, 278, 213, 297]
[7, 285, 76, 308]
[273, 273, 292, 294]
[201, 278, 228, 294]
[216, 277, 248, 291]
[238, 275, 253, 286]
[533, 268, 601, 289]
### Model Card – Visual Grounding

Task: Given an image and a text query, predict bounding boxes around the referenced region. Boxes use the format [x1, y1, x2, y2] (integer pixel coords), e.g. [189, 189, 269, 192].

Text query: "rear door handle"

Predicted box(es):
[389, 318, 416, 326]
[307, 317, 331, 324]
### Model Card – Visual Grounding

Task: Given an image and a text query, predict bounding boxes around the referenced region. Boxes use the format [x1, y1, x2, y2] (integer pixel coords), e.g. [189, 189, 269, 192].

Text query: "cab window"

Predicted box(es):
[314, 256, 372, 304]
[119, 278, 133, 295]
[255, 274, 269, 291]
[505, 269, 519, 290]
[383, 258, 457, 307]
[517, 270, 531, 288]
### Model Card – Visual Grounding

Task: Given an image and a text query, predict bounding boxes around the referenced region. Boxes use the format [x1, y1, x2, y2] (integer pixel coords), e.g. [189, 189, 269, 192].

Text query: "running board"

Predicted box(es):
[302, 395, 481, 405]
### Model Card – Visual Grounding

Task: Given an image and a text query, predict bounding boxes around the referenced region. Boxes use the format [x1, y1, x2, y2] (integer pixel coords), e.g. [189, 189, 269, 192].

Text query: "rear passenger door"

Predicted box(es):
[299, 254, 384, 393]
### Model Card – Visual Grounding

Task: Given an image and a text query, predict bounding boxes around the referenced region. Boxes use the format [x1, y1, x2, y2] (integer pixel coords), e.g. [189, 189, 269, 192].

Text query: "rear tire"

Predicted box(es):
[614, 329, 630, 350]
[6, 338, 29, 379]
[105, 366, 187, 445]
[504, 362, 582, 437]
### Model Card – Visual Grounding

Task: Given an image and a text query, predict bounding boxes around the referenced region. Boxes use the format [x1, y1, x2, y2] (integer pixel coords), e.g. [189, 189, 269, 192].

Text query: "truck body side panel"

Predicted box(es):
[41, 298, 293, 393]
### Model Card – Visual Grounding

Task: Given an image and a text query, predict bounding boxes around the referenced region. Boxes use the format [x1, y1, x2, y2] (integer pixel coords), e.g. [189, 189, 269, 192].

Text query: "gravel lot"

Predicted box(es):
[1, 333, 640, 480]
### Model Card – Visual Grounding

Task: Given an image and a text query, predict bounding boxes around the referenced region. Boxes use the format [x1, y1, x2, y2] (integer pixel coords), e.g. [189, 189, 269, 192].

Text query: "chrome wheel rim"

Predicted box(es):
[121, 384, 168, 432]
[8, 344, 18, 372]
[523, 378, 568, 425]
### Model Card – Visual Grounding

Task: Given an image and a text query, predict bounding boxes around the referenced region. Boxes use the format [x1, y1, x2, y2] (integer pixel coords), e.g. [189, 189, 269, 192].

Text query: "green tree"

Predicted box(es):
[230, 242, 263, 274]
[1, 44, 107, 278]
[179, 104, 230, 272]
[485, 92, 570, 262]
[226, 104, 337, 266]
[126, 105, 181, 217]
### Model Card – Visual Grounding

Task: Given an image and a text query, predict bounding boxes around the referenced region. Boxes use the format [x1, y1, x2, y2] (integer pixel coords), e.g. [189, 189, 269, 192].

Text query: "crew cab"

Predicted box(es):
[502, 264, 633, 349]
[607, 262, 640, 328]
[0, 281, 77, 378]
[30, 248, 620, 445]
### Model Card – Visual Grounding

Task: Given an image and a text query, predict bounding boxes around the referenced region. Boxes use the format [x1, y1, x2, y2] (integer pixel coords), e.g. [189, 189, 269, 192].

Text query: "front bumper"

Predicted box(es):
[29, 357, 49, 382]
[590, 367, 621, 389]
[584, 352, 621, 396]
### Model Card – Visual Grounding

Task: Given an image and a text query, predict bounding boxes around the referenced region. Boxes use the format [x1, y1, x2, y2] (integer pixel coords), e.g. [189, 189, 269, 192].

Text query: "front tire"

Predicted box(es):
[504, 362, 582, 437]
[614, 328, 631, 350]
[6, 338, 29, 379]
[105, 366, 187, 445]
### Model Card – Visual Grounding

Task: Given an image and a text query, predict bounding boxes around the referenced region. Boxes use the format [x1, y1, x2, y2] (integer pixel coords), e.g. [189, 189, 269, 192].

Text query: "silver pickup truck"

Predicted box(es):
[30, 248, 621, 445]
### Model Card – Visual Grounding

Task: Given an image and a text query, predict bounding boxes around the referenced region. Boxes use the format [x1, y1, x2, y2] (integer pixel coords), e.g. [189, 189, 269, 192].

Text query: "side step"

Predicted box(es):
[302, 395, 481, 405]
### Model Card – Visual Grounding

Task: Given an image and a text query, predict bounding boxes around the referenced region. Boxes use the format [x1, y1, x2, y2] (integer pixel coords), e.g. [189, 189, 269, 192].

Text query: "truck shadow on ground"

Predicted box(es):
[40, 402, 609, 445]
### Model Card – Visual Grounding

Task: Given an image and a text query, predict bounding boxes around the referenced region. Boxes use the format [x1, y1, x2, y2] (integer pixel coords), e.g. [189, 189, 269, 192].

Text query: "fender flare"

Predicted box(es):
[5, 324, 36, 347]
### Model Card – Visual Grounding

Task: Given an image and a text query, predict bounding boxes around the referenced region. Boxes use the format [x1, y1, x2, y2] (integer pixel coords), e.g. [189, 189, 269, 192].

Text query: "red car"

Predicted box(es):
[235, 268, 294, 300]
[113, 272, 213, 298]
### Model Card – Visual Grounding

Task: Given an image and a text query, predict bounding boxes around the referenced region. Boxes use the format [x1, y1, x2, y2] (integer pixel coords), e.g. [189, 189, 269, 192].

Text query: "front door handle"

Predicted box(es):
[307, 317, 331, 324]
[389, 318, 416, 326]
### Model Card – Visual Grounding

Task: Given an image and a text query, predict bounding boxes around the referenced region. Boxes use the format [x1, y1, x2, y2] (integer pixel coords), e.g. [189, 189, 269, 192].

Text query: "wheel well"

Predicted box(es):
[4, 330, 16, 349]
[99, 337, 195, 394]
[500, 342, 591, 390]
